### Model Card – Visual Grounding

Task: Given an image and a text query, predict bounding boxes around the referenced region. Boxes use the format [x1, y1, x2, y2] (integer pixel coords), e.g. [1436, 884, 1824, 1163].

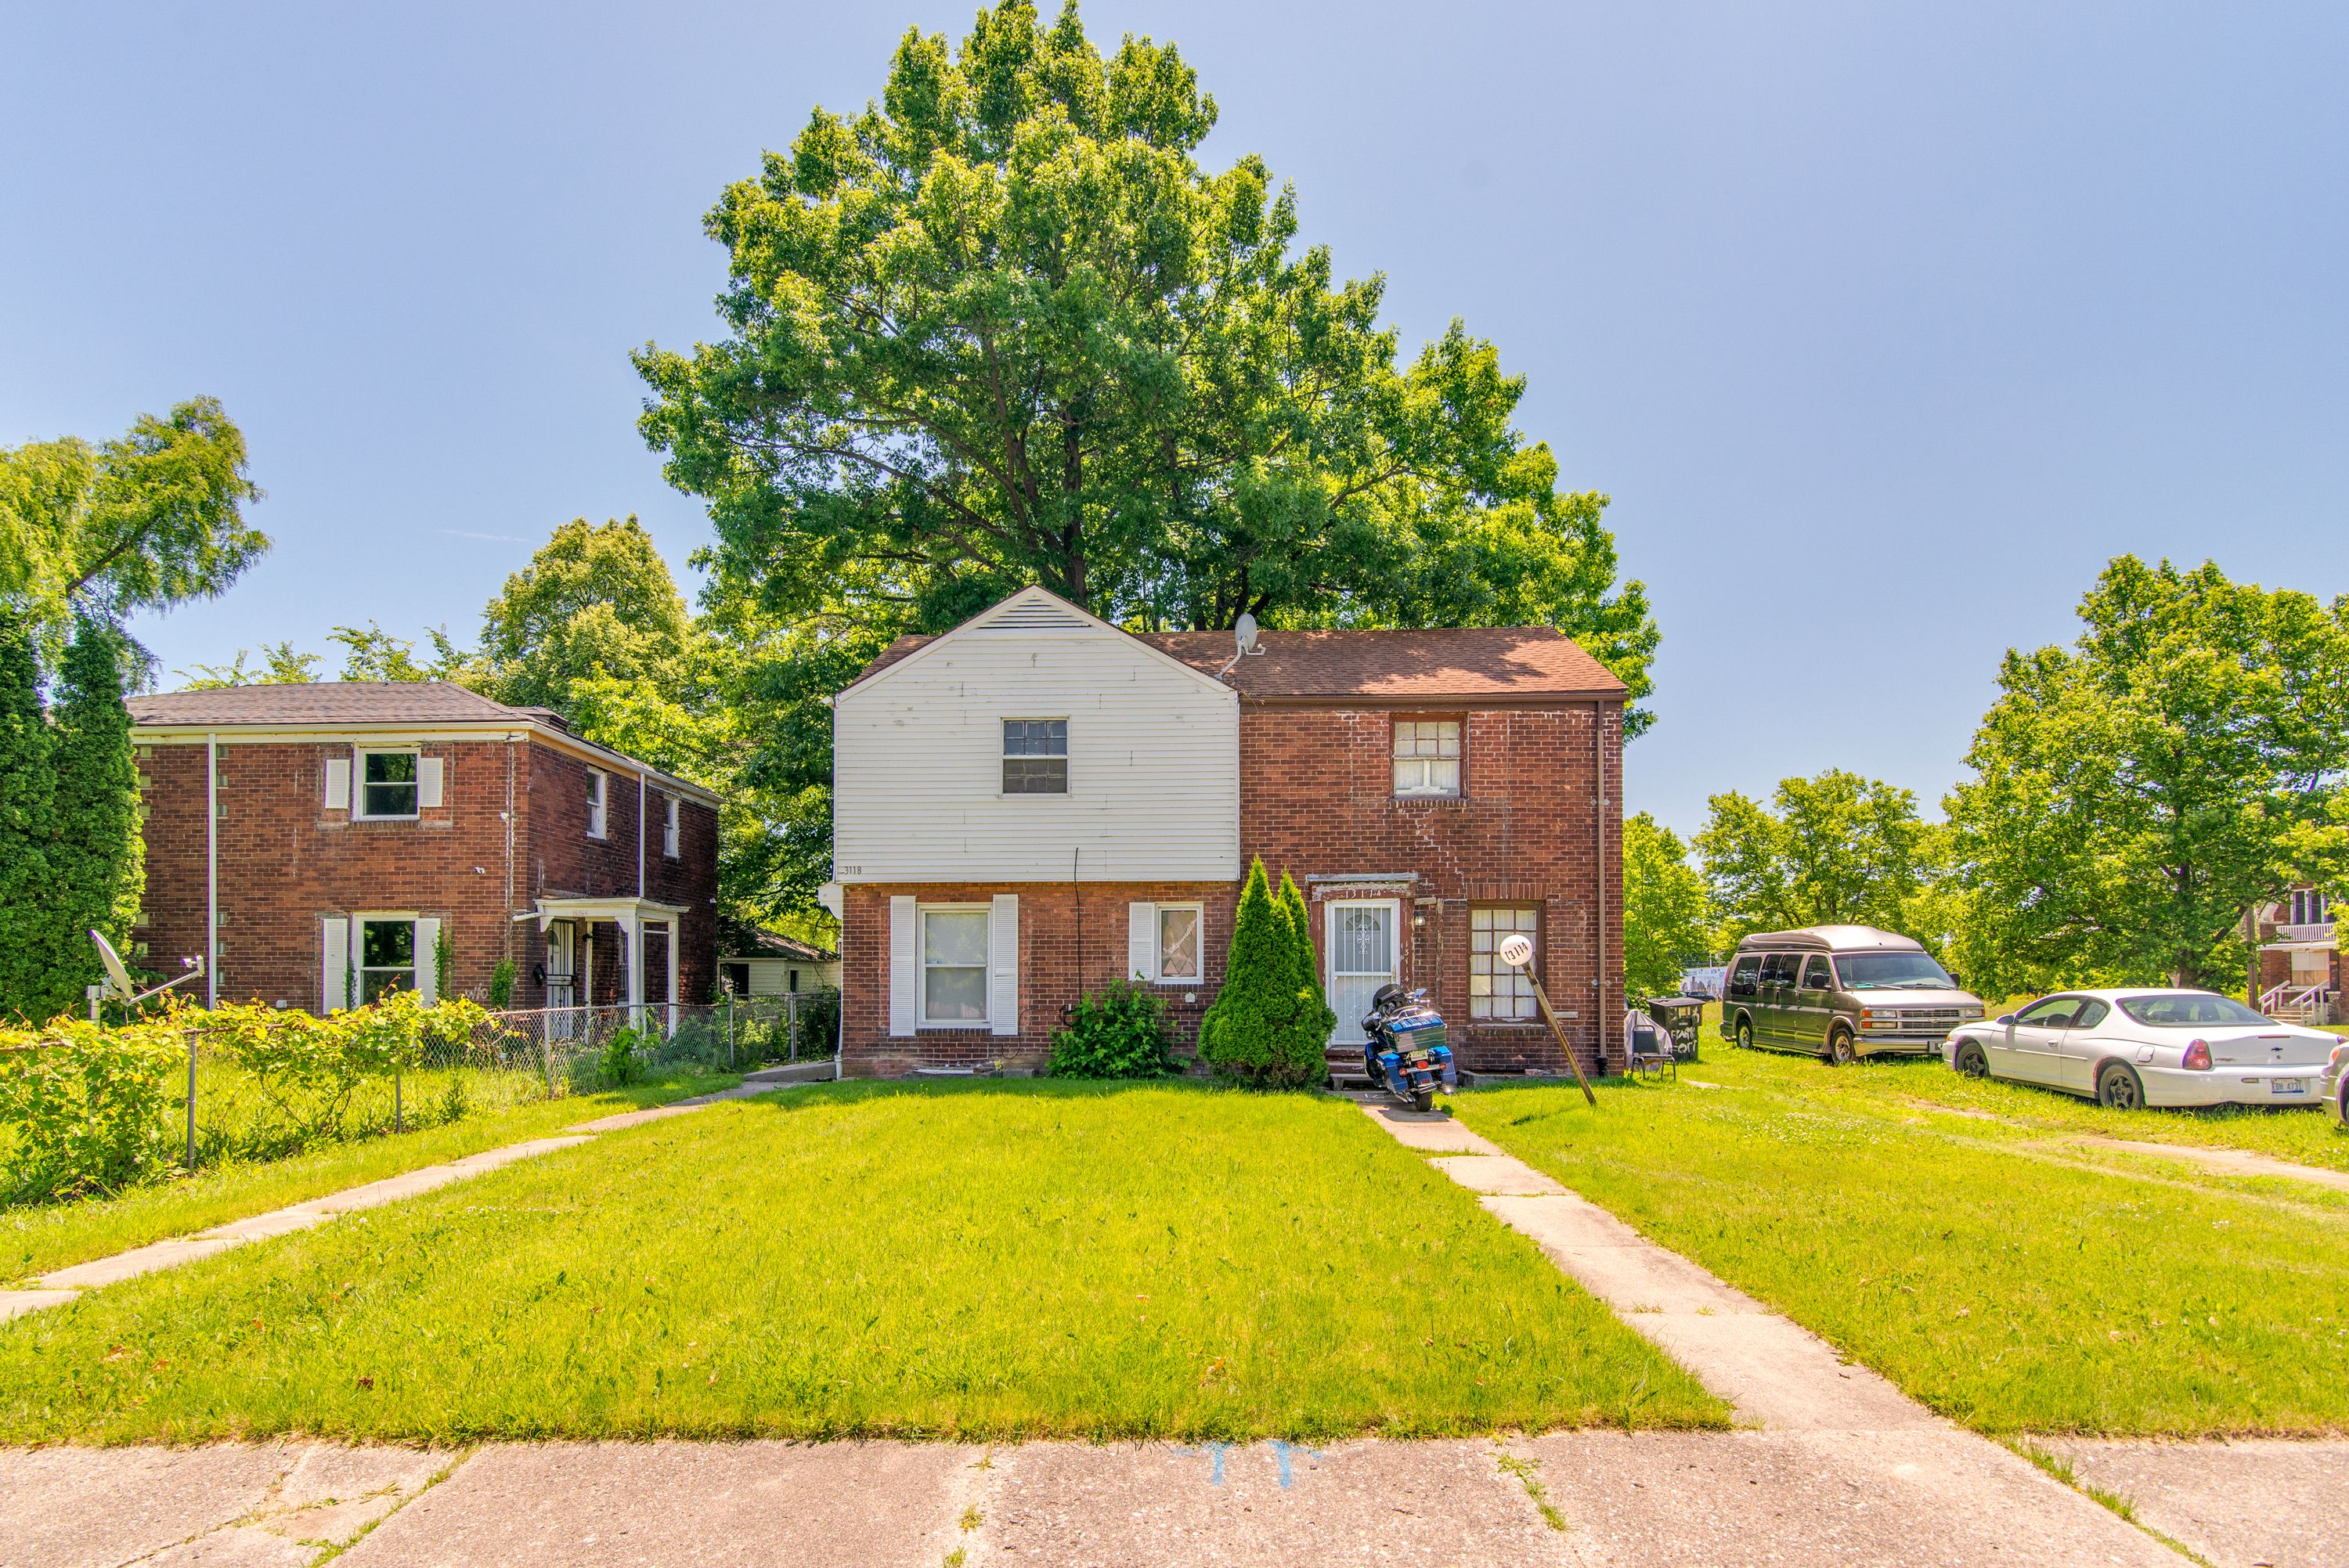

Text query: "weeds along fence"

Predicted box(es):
[0, 990, 839, 1207]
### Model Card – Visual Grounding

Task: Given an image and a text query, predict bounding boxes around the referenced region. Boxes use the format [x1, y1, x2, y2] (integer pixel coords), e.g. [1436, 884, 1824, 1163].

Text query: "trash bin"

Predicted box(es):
[1644, 997, 1706, 1062]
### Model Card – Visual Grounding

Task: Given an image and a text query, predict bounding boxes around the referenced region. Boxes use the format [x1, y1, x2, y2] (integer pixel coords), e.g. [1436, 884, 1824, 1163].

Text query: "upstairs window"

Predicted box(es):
[2291, 889, 2331, 925]
[1392, 720, 1462, 797]
[357, 751, 419, 820]
[586, 770, 608, 838]
[1002, 719, 1068, 794]
[662, 795, 680, 858]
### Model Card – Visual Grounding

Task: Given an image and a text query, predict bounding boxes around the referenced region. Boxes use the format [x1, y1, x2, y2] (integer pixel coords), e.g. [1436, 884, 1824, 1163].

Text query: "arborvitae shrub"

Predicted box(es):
[1199, 858, 1328, 1087]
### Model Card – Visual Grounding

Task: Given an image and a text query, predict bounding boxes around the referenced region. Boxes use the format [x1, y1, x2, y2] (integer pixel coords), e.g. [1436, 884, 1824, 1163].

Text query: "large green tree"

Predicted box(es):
[0, 398, 265, 654]
[1622, 812, 1713, 998]
[475, 517, 692, 712]
[0, 611, 57, 1020]
[45, 621, 143, 1017]
[637, 0, 1656, 705]
[1696, 770, 1933, 943]
[1947, 556, 2349, 990]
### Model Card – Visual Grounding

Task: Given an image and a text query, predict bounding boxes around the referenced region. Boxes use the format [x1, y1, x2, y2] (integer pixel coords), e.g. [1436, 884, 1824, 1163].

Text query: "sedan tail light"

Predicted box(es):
[2182, 1039, 2213, 1072]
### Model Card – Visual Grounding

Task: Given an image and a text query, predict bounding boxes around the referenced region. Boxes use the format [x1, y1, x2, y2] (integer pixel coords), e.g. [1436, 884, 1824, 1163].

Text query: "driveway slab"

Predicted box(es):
[2036, 1438, 2349, 1568]
[2073, 1137, 2349, 1193]
[0, 1443, 297, 1568]
[1521, 1429, 2187, 1566]
[337, 1441, 973, 1568]
[975, 1440, 1572, 1567]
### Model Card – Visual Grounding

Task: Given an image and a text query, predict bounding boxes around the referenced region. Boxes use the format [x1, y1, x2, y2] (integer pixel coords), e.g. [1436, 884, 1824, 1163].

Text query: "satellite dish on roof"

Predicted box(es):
[92, 930, 135, 997]
[1235, 612, 1259, 656]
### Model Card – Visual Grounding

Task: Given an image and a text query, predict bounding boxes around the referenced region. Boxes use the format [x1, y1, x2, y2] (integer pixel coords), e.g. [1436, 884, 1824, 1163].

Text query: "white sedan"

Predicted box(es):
[1942, 989, 2337, 1110]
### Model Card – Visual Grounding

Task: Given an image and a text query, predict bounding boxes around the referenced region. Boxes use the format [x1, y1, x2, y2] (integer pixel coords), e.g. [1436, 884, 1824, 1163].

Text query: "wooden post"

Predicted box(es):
[1503, 935, 1596, 1106]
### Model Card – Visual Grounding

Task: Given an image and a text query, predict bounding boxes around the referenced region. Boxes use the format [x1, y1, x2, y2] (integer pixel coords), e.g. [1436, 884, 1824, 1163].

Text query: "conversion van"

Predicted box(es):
[1720, 925, 1984, 1063]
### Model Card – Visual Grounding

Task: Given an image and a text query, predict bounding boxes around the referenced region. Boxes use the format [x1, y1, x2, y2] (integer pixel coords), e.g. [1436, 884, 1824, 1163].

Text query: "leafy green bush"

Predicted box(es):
[1049, 979, 1175, 1079]
[0, 1014, 182, 1201]
[487, 957, 516, 1008]
[600, 1025, 651, 1087]
[1198, 859, 1331, 1088]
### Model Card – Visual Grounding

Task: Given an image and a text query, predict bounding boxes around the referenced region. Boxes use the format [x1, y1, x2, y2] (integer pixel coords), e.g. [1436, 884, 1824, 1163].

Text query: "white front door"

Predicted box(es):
[545, 921, 578, 1037]
[1326, 899, 1399, 1046]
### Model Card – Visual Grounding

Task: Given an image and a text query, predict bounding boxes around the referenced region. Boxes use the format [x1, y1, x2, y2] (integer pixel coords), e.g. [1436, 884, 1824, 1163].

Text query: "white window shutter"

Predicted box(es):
[888, 896, 916, 1036]
[413, 917, 441, 1004]
[990, 893, 1019, 1036]
[1128, 902, 1157, 982]
[322, 917, 349, 1011]
[417, 755, 445, 809]
[324, 755, 351, 811]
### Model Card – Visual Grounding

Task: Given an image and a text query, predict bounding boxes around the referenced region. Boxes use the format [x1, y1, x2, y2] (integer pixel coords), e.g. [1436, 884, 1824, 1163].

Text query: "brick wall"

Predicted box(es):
[1235, 701, 1624, 1076]
[136, 737, 524, 1009]
[135, 734, 718, 1014]
[840, 880, 1235, 1077]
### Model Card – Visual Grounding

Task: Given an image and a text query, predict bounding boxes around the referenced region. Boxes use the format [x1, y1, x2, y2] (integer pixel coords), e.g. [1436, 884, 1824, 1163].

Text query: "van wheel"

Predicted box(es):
[2097, 1062, 2145, 1110]
[1735, 1018, 1754, 1051]
[1826, 1028, 1856, 1066]
[1954, 1040, 1989, 1078]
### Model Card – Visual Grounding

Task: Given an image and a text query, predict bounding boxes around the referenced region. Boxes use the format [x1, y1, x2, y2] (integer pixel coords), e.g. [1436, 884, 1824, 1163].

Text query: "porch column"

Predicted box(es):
[664, 918, 680, 1037]
[623, 912, 644, 1029]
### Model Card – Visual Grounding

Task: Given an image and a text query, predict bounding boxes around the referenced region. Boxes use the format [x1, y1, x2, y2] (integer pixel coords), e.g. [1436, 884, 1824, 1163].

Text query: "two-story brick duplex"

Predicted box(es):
[828, 587, 1626, 1078]
[123, 683, 721, 1016]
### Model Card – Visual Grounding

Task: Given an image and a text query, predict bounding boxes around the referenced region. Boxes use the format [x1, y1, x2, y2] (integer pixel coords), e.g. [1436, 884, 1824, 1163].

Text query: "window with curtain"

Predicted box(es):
[1392, 720, 1462, 797]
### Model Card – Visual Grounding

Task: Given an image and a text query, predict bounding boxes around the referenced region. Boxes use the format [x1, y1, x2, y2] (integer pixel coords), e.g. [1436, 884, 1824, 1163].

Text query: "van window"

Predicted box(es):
[1800, 956, 1834, 990]
[1759, 953, 1800, 987]
[1727, 956, 1761, 997]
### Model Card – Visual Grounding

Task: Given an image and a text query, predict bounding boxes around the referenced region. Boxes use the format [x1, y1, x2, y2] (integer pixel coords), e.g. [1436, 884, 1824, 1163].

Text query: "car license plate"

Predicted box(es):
[2272, 1079, 2308, 1095]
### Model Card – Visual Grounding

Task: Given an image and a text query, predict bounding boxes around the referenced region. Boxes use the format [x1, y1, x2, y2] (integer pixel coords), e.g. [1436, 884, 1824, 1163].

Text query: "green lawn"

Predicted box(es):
[2, 1067, 740, 1285]
[1690, 1001, 2349, 1174]
[1454, 1061, 2349, 1436]
[0, 1081, 1725, 1444]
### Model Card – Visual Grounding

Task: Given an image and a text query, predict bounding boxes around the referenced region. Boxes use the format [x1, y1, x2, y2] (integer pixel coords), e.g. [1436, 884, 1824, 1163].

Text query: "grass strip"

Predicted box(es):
[1454, 1073, 2349, 1436]
[2, 1068, 738, 1284]
[1684, 1002, 2349, 1173]
[0, 1080, 1726, 1443]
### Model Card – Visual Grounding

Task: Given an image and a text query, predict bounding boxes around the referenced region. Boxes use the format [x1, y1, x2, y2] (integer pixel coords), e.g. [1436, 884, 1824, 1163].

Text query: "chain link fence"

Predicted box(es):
[3, 991, 840, 1199]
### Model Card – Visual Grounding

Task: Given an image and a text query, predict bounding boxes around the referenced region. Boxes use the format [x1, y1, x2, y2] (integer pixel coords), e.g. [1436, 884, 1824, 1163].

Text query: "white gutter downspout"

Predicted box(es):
[205, 733, 218, 1008]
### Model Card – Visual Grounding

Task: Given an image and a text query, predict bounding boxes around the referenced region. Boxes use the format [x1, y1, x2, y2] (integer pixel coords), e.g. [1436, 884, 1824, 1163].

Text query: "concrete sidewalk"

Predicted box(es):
[7, 1436, 2346, 1567]
[0, 1076, 796, 1326]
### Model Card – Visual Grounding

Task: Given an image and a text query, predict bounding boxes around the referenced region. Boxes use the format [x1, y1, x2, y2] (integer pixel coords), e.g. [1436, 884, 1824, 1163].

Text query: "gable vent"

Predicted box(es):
[987, 600, 1089, 630]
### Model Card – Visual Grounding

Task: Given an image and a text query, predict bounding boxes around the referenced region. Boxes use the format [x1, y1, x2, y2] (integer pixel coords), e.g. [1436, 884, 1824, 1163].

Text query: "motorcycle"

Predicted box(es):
[1361, 983, 1457, 1112]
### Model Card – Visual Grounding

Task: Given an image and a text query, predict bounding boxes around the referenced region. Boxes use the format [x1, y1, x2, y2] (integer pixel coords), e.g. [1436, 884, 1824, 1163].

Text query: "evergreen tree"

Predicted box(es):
[1276, 870, 1336, 1046]
[0, 610, 59, 1021]
[49, 618, 143, 1015]
[1199, 859, 1326, 1087]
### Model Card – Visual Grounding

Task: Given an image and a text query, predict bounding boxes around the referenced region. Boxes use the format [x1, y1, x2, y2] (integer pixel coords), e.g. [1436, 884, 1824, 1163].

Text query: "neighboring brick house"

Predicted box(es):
[124, 683, 721, 1018]
[827, 586, 1625, 1078]
[2250, 887, 2339, 1023]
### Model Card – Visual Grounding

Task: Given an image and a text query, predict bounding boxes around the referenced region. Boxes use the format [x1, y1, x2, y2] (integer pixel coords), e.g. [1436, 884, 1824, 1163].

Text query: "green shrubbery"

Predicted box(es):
[1048, 979, 1175, 1079]
[0, 993, 495, 1204]
[1197, 859, 1336, 1088]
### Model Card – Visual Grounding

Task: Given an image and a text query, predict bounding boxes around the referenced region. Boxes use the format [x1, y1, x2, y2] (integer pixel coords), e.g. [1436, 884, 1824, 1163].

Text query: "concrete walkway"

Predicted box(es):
[0, 1073, 801, 1326]
[1355, 1098, 2200, 1565]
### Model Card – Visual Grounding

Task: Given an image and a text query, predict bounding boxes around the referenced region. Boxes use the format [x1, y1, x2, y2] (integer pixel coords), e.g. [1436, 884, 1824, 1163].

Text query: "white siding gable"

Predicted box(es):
[834, 589, 1239, 883]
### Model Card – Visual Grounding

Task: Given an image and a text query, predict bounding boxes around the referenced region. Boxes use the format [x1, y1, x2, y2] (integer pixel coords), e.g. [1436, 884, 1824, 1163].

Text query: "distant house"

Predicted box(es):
[825, 586, 1627, 1078]
[124, 683, 721, 1016]
[718, 923, 840, 997]
[2253, 887, 2337, 1023]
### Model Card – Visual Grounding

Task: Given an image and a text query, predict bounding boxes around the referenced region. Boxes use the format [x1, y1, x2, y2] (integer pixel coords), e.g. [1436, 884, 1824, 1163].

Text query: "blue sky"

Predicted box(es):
[5, 1, 2344, 838]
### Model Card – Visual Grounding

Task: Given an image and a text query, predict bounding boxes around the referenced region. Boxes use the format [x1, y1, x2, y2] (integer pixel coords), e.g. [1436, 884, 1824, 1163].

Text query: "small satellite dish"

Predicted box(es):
[1498, 933, 1535, 968]
[1235, 611, 1258, 656]
[92, 930, 135, 997]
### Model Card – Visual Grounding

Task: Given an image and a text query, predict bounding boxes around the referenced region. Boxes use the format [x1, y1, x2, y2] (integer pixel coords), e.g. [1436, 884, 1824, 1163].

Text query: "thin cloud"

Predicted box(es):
[438, 528, 532, 544]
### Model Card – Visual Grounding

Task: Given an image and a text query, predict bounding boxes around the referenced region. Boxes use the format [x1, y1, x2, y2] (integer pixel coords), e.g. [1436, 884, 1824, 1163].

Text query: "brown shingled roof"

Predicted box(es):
[853, 624, 1623, 701]
[1142, 628, 1624, 701]
[127, 682, 524, 726]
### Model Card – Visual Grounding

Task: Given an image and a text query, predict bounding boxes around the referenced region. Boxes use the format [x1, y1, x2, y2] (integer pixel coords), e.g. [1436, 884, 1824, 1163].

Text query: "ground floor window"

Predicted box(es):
[359, 918, 415, 1004]
[1470, 906, 1539, 1020]
[1156, 904, 1202, 983]
[922, 907, 990, 1024]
